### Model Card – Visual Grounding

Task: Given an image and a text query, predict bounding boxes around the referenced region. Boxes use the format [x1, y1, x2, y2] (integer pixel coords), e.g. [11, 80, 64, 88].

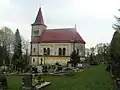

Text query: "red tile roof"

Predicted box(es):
[32, 8, 46, 26]
[31, 8, 85, 44]
[31, 28, 85, 44]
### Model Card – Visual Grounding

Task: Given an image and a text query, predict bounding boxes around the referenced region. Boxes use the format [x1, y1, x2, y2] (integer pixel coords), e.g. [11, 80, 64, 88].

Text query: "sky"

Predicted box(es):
[0, 0, 120, 48]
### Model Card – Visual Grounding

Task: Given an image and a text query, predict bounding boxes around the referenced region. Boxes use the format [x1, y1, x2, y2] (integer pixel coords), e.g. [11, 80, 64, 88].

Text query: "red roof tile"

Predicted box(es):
[32, 8, 46, 26]
[31, 28, 85, 44]
[31, 8, 85, 44]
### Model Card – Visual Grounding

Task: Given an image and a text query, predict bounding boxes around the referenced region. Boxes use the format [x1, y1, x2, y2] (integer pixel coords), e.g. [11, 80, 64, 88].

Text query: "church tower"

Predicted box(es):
[30, 8, 46, 65]
[31, 8, 47, 37]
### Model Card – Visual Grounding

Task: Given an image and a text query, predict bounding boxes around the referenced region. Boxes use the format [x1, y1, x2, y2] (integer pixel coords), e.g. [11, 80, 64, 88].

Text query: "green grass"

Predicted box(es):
[7, 75, 22, 90]
[7, 64, 114, 90]
[43, 64, 114, 90]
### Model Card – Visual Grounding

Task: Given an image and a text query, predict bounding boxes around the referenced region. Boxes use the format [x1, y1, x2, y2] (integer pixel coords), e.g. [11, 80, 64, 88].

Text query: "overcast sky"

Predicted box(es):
[0, 0, 120, 48]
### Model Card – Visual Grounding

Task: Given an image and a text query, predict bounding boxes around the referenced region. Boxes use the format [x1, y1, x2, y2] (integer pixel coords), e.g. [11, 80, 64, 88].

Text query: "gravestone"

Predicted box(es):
[116, 78, 120, 88]
[42, 66, 48, 73]
[32, 67, 37, 73]
[21, 66, 33, 90]
[77, 63, 83, 68]
[57, 66, 62, 71]
[48, 66, 54, 73]
[21, 73, 33, 90]
[0, 74, 8, 90]
[21, 66, 51, 90]
[68, 63, 72, 68]
[36, 66, 43, 73]
[55, 62, 63, 72]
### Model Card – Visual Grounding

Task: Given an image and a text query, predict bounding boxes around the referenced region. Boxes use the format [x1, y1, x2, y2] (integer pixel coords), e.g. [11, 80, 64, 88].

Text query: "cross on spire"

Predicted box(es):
[75, 24, 76, 29]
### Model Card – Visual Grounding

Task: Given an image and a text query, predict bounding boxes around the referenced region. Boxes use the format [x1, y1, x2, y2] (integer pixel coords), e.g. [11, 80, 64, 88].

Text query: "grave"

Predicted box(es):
[20, 66, 51, 90]
[35, 81, 51, 89]
[21, 73, 33, 90]
[0, 74, 8, 90]
[36, 66, 43, 73]
[116, 78, 120, 88]
[47, 64, 75, 76]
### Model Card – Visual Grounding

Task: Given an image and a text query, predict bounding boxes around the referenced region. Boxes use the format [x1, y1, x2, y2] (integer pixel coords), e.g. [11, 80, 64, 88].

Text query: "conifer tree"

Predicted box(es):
[12, 29, 22, 68]
[109, 10, 120, 78]
[70, 50, 80, 67]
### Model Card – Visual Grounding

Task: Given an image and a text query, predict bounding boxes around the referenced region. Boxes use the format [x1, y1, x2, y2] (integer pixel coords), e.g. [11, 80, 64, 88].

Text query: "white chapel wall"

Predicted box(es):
[31, 42, 85, 56]
[39, 43, 71, 56]
[75, 43, 85, 56]
[31, 42, 85, 65]
[31, 43, 39, 55]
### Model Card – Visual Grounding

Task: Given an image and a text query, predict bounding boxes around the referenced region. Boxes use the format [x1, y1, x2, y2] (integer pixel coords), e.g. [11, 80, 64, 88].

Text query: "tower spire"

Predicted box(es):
[32, 8, 46, 27]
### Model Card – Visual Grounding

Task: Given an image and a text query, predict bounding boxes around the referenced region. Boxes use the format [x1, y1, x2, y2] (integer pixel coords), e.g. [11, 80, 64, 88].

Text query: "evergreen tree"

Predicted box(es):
[22, 49, 29, 67]
[12, 29, 22, 68]
[0, 46, 3, 65]
[109, 10, 120, 78]
[76, 49, 80, 63]
[70, 50, 80, 67]
[89, 53, 94, 65]
[109, 31, 120, 78]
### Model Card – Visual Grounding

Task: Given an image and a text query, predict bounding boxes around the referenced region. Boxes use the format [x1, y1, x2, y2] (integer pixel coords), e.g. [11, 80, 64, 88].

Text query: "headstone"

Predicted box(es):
[42, 66, 48, 73]
[21, 73, 33, 90]
[48, 67, 53, 73]
[21, 66, 51, 90]
[68, 63, 72, 68]
[18, 68, 21, 73]
[24, 66, 31, 73]
[36, 66, 43, 73]
[77, 63, 83, 68]
[0, 74, 8, 90]
[116, 78, 120, 88]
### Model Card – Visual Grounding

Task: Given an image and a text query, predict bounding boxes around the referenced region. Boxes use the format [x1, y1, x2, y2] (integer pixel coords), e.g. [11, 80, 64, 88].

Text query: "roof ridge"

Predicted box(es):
[46, 28, 76, 30]
[47, 28, 75, 29]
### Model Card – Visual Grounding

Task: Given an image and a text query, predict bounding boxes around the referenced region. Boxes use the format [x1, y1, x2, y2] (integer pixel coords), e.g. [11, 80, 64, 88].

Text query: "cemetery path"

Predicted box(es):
[43, 64, 114, 90]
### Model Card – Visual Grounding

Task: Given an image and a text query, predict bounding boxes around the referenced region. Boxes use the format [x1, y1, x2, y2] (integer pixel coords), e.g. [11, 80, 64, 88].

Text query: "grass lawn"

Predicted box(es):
[7, 64, 114, 90]
[7, 75, 22, 90]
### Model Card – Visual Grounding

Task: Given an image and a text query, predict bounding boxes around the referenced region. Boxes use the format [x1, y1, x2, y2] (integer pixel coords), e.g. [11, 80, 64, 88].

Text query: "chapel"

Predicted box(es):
[30, 8, 86, 65]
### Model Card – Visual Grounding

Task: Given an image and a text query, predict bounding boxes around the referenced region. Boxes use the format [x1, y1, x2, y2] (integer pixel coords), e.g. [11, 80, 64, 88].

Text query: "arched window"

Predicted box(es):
[76, 49, 79, 55]
[47, 48, 50, 55]
[59, 48, 62, 56]
[33, 47, 36, 52]
[63, 48, 66, 56]
[77, 49, 79, 53]
[34, 30, 39, 34]
[43, 48, 46, 55]
[33, 58, 35, 63]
